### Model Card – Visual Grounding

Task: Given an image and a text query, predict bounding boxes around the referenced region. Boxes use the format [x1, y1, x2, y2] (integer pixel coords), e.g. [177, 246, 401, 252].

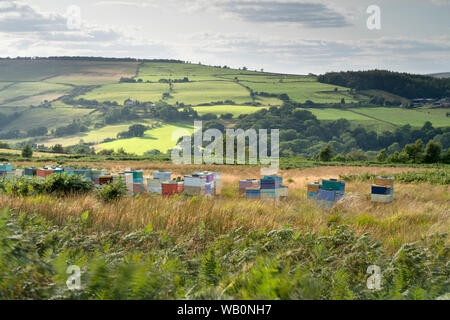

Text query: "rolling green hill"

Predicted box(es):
[0, 58, 449, 155]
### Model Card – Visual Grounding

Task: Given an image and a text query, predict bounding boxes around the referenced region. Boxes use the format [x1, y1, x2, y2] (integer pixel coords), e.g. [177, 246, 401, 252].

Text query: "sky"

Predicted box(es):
[0, 0, 449, 75]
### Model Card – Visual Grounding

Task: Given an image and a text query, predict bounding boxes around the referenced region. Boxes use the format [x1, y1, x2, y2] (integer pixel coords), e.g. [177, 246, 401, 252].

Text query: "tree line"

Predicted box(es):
[318, 70, 450, 99]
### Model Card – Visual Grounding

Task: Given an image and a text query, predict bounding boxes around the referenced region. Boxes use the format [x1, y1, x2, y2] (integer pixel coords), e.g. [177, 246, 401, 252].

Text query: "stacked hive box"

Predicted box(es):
[0, 163, 13, 172]
[99, 175, 113, 185]
[147, 178, 162, 194]
[307, 182, 321, 200]
[245, 187, 260, 199]
[184, 175, 206, 196]
[121, 173, 134, 197]
[153, 171, 171, 180]
[124, 170, 144, 194]
[0, 163, 13, 179]
[14, 169, 24, 177]
[260, 176, 281, 199]
[161, 180, 184, 197]
[194, 172, 215, 196]
[147, 171, 172, 194]
[24, 167, 36, 177]
[371, 177, 394, 203]
[239, 179, 259, 196]
[36, 168, 54, 181]
[316, 179, 346, 209]
[280, 185, 289, 200]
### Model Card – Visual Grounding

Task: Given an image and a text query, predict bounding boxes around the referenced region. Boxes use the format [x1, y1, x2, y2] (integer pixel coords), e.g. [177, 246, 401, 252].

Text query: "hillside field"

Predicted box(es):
[0, 59, 448, 153]
[97, 122, 194, 154]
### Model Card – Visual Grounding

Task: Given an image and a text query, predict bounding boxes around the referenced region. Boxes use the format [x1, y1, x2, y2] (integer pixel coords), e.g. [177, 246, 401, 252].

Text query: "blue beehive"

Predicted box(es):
[371, 185, 391, 195]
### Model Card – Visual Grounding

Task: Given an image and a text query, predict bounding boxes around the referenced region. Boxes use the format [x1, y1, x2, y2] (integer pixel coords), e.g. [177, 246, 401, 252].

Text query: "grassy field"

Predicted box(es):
[0, 59, 137, 83]
[299, 108, 372, 121]
[79, 83, 168, 103]
[355, 107, 450, 127]
[97, 122, 194, 154]
[193, 105, 268, 116]
[0, 148, 65, 157]
[41, 121, 155, 147]
[1, 162, 448, 299]
[170, 81, 252, 105]
[240, 77, 358, 104]
[3, 162, 448, 253]
[0, 107, 93, 132]
[137, 62, 264, 82]
[0, 82, 71, 106]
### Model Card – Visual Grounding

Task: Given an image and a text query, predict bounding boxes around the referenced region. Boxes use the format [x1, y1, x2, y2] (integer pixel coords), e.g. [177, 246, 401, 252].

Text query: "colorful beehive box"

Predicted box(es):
[153, 171, 171, 180]
[133, 183, 144, 195]
[24, 167, 36, 176]
[374, 177, 394, 188]
[371, 177, 394, 203]
[14, 169, 24, 177]
[280, 185, 289, 198]
[99, 176, 113, 185]
[161, 181, 184, 196]
[246, 187, 260, 199]
[307, 182, 321, 200]
[0, 163, 13, 172]
[322, 179, 341, 191]
[36, 169, 54, 179]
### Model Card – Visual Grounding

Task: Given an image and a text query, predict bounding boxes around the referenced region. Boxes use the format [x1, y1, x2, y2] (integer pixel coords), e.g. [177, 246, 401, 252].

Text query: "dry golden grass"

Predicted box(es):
[1, 163, 448, 253]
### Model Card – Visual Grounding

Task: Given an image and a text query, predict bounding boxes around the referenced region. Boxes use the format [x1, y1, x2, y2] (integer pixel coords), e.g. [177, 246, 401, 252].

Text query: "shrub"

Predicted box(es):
[97, 178, 127, 202]
[41, 173, 94, 196]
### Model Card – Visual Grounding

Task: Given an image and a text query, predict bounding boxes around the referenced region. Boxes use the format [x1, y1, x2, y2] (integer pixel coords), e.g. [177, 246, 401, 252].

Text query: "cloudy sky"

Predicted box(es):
[0, 0, 449, 74]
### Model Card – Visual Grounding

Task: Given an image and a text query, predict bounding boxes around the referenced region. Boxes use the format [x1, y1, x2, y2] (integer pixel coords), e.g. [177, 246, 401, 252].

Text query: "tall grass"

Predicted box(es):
[0, 207, 448, 300]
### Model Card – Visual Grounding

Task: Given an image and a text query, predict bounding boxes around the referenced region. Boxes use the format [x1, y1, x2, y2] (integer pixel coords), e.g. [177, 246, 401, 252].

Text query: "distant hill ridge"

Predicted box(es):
[428, 72, 450, 79]
[318, 70, 450, 99]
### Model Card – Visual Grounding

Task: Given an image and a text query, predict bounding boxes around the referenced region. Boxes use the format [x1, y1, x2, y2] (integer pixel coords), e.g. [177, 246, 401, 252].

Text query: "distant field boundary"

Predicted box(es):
[346, 109, 397, 127]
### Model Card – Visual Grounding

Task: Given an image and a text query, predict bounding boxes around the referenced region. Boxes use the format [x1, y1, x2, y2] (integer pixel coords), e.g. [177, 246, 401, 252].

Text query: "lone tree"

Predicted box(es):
[423, 141, 442, 163]
[22, 144, 33, 158]
[318, 144, 334, 162]
[376, 148, 387, 162]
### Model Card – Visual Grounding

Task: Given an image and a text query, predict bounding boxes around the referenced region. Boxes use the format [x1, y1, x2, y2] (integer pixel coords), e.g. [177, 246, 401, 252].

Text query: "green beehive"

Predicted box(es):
[24, 167, 36, 176]
[125, 170, 143, 179]
[322, 179, 341, 191]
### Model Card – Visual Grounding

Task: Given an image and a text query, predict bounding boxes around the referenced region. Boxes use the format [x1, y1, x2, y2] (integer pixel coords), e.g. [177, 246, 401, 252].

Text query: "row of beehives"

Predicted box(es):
[307, 176, 395, 208]
[239, 176, 288, 200]
[0, 163, 222, 197]
[137, 171, 221, 197]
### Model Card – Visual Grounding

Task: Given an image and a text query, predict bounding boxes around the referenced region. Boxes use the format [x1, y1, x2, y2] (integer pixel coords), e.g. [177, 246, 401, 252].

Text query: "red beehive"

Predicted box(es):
[162, 183, 178, 195]
[36, 169, 54, 178]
